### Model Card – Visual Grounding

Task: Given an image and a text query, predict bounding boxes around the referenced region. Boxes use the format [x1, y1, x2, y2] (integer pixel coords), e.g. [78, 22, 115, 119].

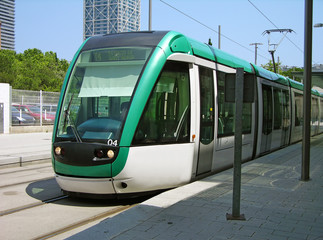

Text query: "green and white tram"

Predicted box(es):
[52, 31, 323, 198]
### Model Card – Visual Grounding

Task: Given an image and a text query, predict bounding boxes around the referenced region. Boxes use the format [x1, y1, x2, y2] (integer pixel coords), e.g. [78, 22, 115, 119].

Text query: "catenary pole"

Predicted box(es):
[148, 0, 152, 31]
[301, 0, 312, 181]
[218, 25, 221, 49]
[250, 43, 263, 65]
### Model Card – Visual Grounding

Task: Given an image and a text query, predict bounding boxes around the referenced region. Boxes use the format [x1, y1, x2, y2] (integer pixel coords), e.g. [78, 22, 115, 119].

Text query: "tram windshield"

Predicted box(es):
[56, 47, 153, 144]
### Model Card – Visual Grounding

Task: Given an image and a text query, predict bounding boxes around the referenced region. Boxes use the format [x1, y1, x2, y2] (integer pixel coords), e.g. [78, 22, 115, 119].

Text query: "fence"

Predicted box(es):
[11, 89, 60, 126]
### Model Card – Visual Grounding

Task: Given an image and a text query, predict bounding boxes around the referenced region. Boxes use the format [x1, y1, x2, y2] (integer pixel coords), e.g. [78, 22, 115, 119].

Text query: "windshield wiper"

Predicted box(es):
[63, 93, 82, 143]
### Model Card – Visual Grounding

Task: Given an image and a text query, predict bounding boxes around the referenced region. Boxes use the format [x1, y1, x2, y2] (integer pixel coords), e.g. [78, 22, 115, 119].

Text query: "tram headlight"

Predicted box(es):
[54, 146, 64, 156]
[107, 150, 115, 158]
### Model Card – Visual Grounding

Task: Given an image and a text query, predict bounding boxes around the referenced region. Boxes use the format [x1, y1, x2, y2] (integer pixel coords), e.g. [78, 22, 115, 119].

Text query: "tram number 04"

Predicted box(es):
[107, 139, 118, 146]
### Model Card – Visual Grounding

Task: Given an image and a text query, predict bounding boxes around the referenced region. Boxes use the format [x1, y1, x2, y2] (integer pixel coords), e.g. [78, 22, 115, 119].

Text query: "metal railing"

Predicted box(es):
[11, 89, 60, 126]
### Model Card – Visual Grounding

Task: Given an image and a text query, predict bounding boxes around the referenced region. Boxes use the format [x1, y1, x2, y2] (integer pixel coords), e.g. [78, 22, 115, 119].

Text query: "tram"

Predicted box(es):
[52, 31, 323, 198]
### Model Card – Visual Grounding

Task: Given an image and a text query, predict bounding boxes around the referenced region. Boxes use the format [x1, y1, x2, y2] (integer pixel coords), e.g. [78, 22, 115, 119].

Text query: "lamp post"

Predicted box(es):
[314, 23, 323, 28]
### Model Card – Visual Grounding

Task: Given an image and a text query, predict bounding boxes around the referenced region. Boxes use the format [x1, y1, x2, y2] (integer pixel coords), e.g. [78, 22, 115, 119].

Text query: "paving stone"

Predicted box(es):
[66, 135, 323, 240]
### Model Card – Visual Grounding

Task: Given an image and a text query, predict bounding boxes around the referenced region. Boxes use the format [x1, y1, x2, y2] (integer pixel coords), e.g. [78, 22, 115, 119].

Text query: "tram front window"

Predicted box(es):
[56, 47, 152, 144]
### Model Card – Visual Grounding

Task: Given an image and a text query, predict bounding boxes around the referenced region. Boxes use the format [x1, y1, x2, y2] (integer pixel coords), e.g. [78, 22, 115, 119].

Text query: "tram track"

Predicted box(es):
[0, 160, 144, 240]
[0, 163, 52, 175]
[0, 195, 68, 217]
[0, 176, 54, 189]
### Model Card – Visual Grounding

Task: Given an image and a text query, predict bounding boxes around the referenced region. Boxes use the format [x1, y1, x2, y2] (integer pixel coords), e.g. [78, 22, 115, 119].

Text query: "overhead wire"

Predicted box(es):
[248, 0, 321, 65]
[159, 0, 270, 62]
[247, 0, 303, 54]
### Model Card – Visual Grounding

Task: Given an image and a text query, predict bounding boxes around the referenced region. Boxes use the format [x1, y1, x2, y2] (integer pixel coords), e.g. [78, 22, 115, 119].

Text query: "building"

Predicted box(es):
[0, 0, 15, 50]
[84, 0, 140, 40]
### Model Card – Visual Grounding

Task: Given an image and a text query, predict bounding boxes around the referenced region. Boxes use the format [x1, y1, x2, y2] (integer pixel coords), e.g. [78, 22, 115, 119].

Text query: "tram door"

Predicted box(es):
[197, 67, 215, 175]
[281, 90, 290, 146]
[260, 85, 273, 153]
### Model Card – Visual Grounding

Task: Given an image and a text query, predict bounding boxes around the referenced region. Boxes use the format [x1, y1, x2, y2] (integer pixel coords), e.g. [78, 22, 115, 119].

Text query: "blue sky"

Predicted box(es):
[15, 0, 323, 67]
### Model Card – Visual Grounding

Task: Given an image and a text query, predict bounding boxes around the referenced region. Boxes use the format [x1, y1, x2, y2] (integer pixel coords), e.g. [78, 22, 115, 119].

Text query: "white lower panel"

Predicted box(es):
[114, 143, 195, 194]
[55, 175, 115, 194]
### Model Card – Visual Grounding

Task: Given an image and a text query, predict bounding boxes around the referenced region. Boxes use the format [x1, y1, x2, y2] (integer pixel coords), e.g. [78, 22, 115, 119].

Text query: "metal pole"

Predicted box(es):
[269, 51, 277, 73]
[148, 0, 152, 31]
[40, 90, 43, 126]
[227, 68, 245, 221]
[301, 0, 312, 181]
[254, 44, 258, 65]
[218, 25, 221, 49]
[250, 43, 263, 65]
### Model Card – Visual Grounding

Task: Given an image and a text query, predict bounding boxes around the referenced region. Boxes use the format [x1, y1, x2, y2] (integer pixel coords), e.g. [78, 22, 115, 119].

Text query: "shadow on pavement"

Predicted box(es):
[25, 178, 156, 207]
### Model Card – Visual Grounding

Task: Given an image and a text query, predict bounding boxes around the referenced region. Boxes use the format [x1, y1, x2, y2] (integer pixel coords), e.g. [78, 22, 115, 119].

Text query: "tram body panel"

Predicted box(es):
[113, 144, 195, 194]
[215, 135, 254, 170]
[55, 175, 115, 194]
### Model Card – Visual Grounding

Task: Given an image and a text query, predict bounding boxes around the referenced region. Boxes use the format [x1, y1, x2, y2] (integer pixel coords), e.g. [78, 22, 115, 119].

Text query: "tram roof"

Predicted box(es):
[80, 31, 322, 97]
[187, 38, 254, 73]
[82, 31, 169, 51]
[288, 78, 304, 91]
[311, 89, 321, 97]
[251, 64, 289, 86]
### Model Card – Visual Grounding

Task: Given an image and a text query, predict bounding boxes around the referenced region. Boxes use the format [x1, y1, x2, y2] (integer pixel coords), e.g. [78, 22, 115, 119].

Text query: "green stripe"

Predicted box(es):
[55, 161, 112, 177]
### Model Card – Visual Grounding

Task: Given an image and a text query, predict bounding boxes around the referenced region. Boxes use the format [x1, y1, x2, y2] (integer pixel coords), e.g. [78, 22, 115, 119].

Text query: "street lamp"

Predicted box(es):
[314, 23, 323, 28]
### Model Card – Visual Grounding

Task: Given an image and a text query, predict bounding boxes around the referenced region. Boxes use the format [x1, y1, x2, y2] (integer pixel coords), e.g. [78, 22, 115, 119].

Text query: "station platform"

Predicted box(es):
[0, 132, 52, 166]
[67, 134, 323, 240]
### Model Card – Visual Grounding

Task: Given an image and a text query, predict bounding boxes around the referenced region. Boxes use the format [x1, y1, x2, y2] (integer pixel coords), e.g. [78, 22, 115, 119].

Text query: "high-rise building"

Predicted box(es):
[84, 0, 141, 40]
[0, 0, 15, 50]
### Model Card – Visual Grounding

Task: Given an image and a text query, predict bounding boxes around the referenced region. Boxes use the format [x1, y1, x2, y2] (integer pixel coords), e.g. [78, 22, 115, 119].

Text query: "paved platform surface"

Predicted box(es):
[0, 132, 52, 166]
[66, 134, 323, 240]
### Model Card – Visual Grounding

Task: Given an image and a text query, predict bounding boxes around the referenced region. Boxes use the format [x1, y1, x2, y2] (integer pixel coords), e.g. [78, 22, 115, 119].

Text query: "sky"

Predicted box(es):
[15, 0, 323, 68]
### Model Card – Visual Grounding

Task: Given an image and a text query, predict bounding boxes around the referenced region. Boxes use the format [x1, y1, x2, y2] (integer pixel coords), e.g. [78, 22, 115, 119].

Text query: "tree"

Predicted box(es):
[0, 50, 17, 85]
[0, 48, 69, 91]
[261, 60, 282, 74]
[281, 67, 303, 83]
[261, 60, 303, 82]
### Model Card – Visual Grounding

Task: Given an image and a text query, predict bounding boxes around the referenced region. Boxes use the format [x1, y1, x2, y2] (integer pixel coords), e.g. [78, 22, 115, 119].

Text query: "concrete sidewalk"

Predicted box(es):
[0, 132, 52, 166]
[67, 134, 323, 240]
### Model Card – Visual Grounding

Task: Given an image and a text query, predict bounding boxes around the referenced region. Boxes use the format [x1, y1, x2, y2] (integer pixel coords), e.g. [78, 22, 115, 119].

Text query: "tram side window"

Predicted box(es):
[199, 66, 215, 145]
[217, 71, 252, 137]
[132, 61, 190, 145]
[294, 93, 303, 126]
[273, 89, 283, 130]
[282, 90, 290, 129]
[311, 97, 319, 125]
